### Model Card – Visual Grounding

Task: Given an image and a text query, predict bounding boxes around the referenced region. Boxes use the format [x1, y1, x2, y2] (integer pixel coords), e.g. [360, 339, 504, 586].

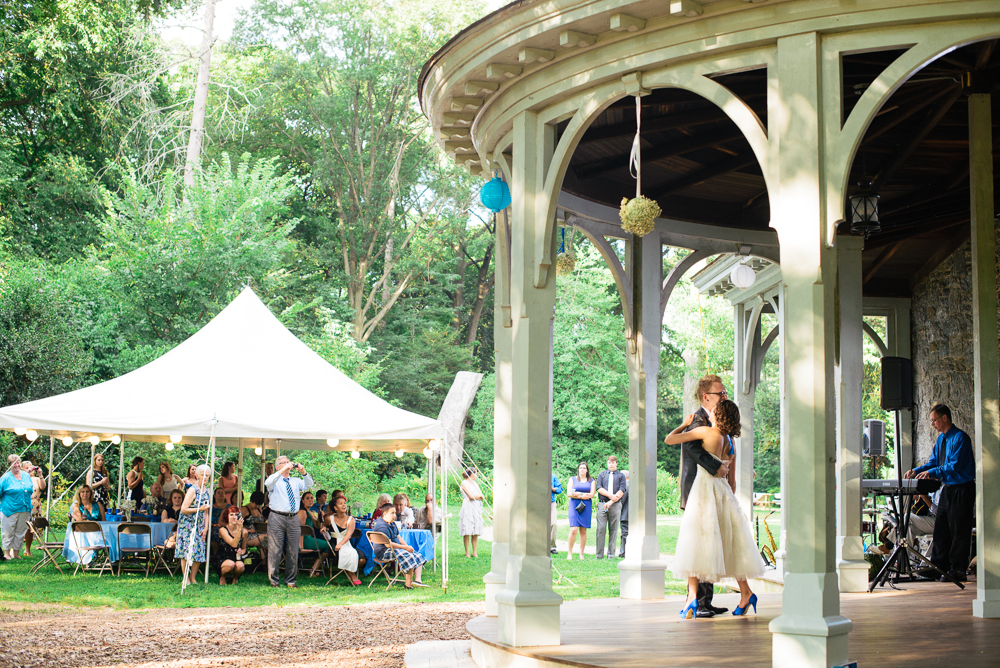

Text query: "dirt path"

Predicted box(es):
[0, 600, 482, 668]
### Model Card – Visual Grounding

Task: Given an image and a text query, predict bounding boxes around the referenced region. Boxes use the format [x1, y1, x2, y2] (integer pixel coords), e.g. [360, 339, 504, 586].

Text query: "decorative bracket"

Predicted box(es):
[622, 72, 651, 98]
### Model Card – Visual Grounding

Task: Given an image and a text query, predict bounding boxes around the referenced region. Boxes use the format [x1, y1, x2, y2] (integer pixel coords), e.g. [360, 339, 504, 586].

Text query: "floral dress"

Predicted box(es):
[91, 470, 110, 508]
[176, 486, 211, 562]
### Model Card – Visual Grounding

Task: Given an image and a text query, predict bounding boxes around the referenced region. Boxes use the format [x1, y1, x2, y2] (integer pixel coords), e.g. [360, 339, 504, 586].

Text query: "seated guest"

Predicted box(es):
[71, 485, 105, 522]
[298, 492, 330, 577]
[373, 504, 427, 589]
[322, 495, 362, 585]
[241, 492, 268, 555]
[143, 482, 165, 515]
[372, 493, 392, 520]
[211, 488, 229, 526]
[212, 505, 249, 585]
[413, 493, 441, 530]
[331, 489, 346, 503]
[312, 490, 329, 515]
[393, 493, 415, 528]
[162, 489, 185, 527]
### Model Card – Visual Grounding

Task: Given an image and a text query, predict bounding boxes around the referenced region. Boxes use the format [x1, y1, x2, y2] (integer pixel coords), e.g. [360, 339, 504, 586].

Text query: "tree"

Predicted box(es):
[231, 0, 485, 342]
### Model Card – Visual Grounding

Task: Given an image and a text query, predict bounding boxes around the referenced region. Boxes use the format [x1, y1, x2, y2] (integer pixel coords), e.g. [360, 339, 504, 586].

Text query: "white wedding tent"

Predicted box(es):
[0, 287, 443, 451]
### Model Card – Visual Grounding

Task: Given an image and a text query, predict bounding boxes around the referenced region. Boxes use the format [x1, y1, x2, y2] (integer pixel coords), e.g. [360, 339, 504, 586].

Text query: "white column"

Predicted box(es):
[734, 301, 759, 521]
[496, 110, 562, 646]
[835, 236, 868, 592]
[774, 293, 788, 577]
[768, 32, 851, 668]
[619, 232, 667, 598]
[968, 92, 1000, 619]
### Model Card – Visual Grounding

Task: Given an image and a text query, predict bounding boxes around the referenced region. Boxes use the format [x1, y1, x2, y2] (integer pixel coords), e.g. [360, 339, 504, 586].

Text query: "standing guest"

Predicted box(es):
[211, 488, 228, 526]
[311, 490, 329, 515]
[157, 463, 184, 498]
[0, 455, 34, 560]
[674, 374, 732, 617]
[550, 473, 563, 555]
[594, 455, 628, 559]
[71, 485, 105, 521]
[212, 505, 248, 585]
[184, 464, 199, 489]
[21, 461, 46, 557]
[87, 453, 112, 511]
[618, 470, 629, 558]
[373, 504, 427, 588]
[254, 462, 275, 497]
[566, 462, 596, 561]
[393, 493, 415, 528]
[264, 456, 313, 588]
[219, 462, 240, 505]
[298, 491, 331, 577]
[905, 403, 976, 582]
[372, 493, 392, 520]
[126, 456, 146, 507]
[323, 495, 362, 585]
[459, 468, 485, 558]
[177, 465, 212, 585]
[162, 489, 185, 527]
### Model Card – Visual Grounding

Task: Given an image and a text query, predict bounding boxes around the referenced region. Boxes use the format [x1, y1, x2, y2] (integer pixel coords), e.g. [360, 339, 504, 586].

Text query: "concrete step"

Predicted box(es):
[405, 640, 477, 668]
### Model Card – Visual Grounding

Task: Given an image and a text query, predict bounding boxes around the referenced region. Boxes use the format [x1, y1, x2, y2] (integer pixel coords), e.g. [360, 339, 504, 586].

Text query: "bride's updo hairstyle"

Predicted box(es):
[714, 399, 742, 438]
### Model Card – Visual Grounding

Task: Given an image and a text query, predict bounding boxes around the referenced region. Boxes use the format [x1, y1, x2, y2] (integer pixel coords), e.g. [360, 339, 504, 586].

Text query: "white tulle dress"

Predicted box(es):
[670, 455, 766, 583]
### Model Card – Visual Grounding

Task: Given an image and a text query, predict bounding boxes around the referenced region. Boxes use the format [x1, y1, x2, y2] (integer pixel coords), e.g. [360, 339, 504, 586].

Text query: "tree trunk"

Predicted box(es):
[463, 241, 494, 344]
[184, 0, 216, 187]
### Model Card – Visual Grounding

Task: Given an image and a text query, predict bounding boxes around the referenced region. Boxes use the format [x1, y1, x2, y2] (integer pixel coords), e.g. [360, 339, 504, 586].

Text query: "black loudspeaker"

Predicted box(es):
[881, 357, 913, 411]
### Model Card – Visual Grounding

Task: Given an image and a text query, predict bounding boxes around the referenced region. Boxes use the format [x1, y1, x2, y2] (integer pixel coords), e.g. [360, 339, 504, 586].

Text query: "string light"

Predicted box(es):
[395, 449, 405, 458]
[422, 447, 432, 458]
[254, 447, 262, 456]
[88, 435, 101, 446]
[351, 451, 360, 459]
[326, 438, 339, 448]
[428, 439, 440, 451]
[111, 435, 122, 445]
[14, 427, 26, 436]
[25, 429, 38, 441]
[62, 436, 74, 447]
[169, 435, 182, 444]
[165, 442, 174, 451]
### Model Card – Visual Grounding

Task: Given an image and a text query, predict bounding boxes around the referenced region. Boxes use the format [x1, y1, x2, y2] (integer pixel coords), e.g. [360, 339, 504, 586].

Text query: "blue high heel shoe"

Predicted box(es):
[679, 600, 699, 619]
[733, 593, 757, 616]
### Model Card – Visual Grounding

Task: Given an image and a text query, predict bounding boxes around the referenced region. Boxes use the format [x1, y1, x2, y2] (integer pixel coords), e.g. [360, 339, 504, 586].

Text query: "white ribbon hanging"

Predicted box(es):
[628, 95, 642, 198]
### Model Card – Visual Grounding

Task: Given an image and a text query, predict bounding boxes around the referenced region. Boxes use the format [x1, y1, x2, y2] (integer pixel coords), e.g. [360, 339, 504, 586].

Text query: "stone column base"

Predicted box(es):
[496, 589, 562, 647]
[483, 542, 509, 617]
[973, 596, 1000, 618]
[836, 559, 869, 593]
[618, 558, 667, 600]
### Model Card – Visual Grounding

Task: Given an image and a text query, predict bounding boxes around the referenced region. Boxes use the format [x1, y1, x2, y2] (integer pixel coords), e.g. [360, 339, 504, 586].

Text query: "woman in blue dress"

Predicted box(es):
[566, 462, 596, 560]
[177, 464, 212, 585]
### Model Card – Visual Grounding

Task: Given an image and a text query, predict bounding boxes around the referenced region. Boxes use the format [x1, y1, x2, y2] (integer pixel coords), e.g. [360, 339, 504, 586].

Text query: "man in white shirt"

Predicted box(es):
[594, 455, 627, 559]
[264, 456, 313, 588]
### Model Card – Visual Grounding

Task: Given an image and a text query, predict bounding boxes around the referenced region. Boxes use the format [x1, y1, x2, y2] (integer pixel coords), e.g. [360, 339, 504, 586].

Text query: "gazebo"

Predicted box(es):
[418, 1, 1000, 666]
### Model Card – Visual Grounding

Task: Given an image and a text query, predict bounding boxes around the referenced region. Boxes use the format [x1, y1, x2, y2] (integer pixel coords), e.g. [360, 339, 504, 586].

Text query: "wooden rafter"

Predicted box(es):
[574, 130, 744, 179]
[649, 155, 757, 199]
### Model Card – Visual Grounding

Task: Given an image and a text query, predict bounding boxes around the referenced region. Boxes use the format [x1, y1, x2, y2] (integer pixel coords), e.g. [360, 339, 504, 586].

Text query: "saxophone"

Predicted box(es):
[760, 510, 778, 566]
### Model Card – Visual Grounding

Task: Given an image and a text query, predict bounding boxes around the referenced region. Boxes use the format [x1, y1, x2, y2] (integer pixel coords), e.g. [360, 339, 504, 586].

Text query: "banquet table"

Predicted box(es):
[63, 521, 174, 564]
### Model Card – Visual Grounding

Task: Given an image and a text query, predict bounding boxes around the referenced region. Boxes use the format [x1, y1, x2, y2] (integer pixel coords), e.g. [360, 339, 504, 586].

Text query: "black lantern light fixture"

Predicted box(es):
[850, 183, 880, 238]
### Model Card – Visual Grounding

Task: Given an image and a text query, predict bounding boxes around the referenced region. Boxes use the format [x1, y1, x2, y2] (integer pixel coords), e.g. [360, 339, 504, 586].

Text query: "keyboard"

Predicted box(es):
[861, 478, 941, 494]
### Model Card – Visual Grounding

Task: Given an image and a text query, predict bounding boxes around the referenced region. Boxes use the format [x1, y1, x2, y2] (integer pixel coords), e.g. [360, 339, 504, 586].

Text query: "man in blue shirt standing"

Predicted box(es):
[905, 403, 976, 582]
[550, 473, 563, 555]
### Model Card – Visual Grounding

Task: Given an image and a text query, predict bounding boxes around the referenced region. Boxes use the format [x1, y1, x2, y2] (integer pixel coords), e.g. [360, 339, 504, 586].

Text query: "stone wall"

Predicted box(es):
[910, 242, 975, 466]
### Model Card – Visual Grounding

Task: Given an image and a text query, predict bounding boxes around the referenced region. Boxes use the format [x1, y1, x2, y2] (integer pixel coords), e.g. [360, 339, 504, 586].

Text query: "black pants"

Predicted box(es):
[930, 481, 975, 575]
[618, 520, 628, 557]
[697, 581, 715, 609]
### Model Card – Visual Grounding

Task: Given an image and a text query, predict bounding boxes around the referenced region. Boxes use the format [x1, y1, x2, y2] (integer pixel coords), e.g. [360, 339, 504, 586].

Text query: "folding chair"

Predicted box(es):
[152, 529, 176, 576]
[298, 524, 327, 578]
[249, 521, 269, 572]
[27, 518, 65, 575]
[69, 521, 112, 577]
[366, 531, 405, 589]
[116, 523, 154, 577]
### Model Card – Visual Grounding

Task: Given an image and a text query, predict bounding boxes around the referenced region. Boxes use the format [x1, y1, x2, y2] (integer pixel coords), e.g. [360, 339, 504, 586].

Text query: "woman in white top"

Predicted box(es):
[459, 468, 485, 558]
[323, 495, 362, 585]
[157, 462, 184, 497]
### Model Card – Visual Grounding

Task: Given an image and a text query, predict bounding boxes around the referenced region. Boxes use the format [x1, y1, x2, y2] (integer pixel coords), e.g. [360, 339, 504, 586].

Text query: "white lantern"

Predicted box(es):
[88, 435, 101, 446]
[169, 434, 182, 444]
[25, 429, 38, 441]
[165, 442, 174, 451]
[62, 436, 74, 447]
[326, 438, 339, 448]
[111, 435, 122, 445]
[254, 447, 263, 456]
[428, 439, 440, 451]
[395, 449, 405, 458]
[351, 451, 361, 459]
[14, 426, 26, 436]
[422, 447, 432, 459]
[730, 262, 756, 290]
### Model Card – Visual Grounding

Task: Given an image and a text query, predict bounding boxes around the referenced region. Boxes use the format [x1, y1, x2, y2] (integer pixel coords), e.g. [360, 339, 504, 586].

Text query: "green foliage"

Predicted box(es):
[376, 327, 475, 416]
[303, 312, 383, 392]
[656, 468, 682, 515]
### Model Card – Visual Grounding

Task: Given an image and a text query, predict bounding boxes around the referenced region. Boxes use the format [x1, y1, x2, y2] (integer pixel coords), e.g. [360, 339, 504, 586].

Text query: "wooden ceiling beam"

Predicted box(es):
[648, 154, 758, 199]
[863, 241, 904, 285]
[871, 86, 963, 190]
[862, 83, 958, 145]
[574, 130, 745, 179]
[975, 40, 997, 70]
[908, 226, 971, 290]
[579, 110, 727, 143]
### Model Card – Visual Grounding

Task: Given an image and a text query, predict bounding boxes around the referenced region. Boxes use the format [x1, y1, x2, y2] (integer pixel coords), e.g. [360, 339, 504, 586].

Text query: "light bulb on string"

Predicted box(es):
[62, 436, 74, 447]
[25, 429, 38, 441]
[88, 435, 100, 446]
[111, 435, 121, 445]
[428, 439, 440, 451]
[351, 451, 360, 459]
[422, 447, 432, 459]
[254, 447, 262, 456]
[169, 435, 182, 444]
[326, 438, 339, 448]
[14, 427, 26, 436]
[394, 449, 405, 458]
[165, 442, 174, 451]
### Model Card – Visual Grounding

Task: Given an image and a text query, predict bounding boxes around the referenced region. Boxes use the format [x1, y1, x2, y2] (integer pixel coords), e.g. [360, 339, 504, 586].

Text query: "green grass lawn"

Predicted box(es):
[1, 512, 779, 611]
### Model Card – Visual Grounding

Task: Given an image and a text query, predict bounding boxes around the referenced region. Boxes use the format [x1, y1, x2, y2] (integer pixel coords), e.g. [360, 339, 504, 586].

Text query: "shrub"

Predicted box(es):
[656, 467, 682, 515]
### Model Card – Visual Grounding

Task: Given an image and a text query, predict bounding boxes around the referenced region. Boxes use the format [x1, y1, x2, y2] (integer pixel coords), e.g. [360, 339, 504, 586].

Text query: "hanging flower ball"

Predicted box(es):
[619, 195, 661, 236]
[556, 251, 576, 275]
[730, 262, 756, 289]
[479, 176, 511, 213]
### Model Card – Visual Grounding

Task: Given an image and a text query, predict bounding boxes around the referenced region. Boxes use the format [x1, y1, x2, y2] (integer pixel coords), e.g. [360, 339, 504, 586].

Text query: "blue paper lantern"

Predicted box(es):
[479, 176, 511, 213]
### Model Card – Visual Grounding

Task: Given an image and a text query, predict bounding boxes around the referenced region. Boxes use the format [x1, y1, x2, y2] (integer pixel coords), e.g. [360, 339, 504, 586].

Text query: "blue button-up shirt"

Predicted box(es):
[551, 474, 563, 502]
[913, 425, 975, 486]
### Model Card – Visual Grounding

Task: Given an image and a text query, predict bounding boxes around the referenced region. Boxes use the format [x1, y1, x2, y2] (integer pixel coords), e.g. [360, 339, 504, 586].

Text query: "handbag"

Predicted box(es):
[574, 501, 586, 514]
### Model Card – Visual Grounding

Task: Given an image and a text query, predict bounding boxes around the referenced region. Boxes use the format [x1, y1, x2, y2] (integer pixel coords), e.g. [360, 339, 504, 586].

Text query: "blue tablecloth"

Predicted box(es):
[62, 521, 174, 564]
[351, 528, 434, 577]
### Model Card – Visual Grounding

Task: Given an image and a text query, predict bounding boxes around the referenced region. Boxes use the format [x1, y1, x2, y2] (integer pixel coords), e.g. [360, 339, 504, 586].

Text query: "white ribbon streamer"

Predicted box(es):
[628, 96, 641, 197]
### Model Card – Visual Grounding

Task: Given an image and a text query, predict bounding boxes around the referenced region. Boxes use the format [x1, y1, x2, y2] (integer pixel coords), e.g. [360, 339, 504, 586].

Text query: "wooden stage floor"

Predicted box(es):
[467, 579, 999, 667]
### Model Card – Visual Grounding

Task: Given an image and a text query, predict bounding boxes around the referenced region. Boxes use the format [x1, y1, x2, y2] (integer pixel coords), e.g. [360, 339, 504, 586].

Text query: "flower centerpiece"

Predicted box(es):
[119, 499, 136, 522]
[141, 496, 158, 516]
[619, 195, 661, 237]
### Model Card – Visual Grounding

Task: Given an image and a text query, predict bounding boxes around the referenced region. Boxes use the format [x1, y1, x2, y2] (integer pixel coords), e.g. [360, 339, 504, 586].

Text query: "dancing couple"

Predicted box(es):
[666, 376, 765, 619]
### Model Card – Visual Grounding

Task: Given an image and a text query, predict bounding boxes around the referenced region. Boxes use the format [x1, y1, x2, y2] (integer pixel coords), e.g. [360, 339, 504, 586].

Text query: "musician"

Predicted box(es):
[880, 489, 936, 557]
[905, 403, 975, 582]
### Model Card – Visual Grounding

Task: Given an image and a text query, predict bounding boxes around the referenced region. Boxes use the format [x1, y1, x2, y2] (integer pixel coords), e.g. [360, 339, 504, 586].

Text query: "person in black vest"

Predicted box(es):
[675, 374, 731, 617]
[594, 456, 628, 559]
[618, 470, 628, 558]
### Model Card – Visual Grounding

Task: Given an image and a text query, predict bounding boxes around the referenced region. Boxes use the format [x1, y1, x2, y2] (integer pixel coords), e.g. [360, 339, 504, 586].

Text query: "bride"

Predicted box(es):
[666, 399, 765, 618]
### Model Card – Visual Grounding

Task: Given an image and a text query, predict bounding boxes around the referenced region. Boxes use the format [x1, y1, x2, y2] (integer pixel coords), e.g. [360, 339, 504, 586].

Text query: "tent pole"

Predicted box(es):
[205, 436, 218, 585]
[260, 439, 265, 502]
[44, 436, 55, 542]
[442, 445, 448, 590]
[117, 439, 125, 510]
[429, 448, 436, 572]
[237, 439, 244, 507]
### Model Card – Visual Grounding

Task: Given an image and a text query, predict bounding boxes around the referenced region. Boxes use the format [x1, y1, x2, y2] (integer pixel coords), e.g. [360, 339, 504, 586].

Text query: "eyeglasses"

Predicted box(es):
[705, 391, 728, 398]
